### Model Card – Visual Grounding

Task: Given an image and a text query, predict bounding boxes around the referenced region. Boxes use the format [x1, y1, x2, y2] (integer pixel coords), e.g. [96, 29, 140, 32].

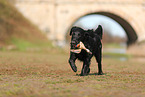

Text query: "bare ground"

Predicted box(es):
[0, 51, 145, 97]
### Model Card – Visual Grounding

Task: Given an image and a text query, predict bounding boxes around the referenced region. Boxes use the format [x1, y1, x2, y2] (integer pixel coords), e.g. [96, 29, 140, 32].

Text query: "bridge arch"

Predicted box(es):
[66, 12, 138, 46]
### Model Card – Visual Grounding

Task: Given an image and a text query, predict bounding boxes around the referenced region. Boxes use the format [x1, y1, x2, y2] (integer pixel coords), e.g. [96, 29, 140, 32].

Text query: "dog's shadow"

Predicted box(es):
[76, 73, 106, 76]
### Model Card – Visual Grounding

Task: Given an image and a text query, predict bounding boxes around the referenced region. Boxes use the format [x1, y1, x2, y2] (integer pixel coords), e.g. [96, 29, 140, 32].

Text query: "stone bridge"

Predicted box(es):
[15, 0, 145, 47]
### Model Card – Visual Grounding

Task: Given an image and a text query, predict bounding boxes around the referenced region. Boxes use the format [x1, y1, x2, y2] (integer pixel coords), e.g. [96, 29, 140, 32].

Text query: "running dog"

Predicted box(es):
[68, 25, 103, 76]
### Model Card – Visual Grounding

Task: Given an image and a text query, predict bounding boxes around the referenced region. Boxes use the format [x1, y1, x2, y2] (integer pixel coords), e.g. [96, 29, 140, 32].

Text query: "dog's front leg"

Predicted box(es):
[80, 60, 90, 76]
[69, 53, 77, 72]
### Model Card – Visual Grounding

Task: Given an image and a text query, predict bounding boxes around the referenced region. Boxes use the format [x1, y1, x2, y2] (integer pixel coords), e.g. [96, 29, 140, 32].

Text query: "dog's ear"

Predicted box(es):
[70, 27, 73, 36]
[85, 29, 93, 38]
[70, 26, 85, 36]
[70, 26, 77, 36]
[95, 25, 103, 39]
[84, 32, 89, 37]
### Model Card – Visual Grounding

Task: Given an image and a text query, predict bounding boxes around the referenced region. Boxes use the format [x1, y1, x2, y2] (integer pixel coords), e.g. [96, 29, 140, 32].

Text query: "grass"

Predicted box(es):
[9, 38, 53, 51]
[0, 50, 145, 97]
[103, 52, 130, 58]
[103, 43, 125, 48]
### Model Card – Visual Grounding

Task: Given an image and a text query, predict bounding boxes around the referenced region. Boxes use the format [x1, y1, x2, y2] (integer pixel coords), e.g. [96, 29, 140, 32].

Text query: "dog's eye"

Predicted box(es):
[78, 34, 80, 36]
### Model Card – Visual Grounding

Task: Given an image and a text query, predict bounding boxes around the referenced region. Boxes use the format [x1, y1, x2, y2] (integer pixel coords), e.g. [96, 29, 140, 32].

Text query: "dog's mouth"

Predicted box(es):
[70, 44, 78, 49]
[70, 41, 92, 54]
[70, 43, 80, 49]
[70, 41, 80, 49]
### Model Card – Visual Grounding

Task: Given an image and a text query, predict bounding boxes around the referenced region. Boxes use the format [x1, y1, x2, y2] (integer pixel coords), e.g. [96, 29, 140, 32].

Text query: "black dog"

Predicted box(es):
[68, 25, 103, 76]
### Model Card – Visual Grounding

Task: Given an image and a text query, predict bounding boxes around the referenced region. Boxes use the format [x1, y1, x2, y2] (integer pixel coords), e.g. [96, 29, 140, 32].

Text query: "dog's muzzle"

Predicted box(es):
[70, 41, 92, 54]
[70, 41, 78, 49]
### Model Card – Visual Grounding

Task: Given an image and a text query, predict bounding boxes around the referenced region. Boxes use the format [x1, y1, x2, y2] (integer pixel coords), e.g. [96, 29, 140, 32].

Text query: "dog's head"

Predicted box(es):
[70, 26, 85, 49]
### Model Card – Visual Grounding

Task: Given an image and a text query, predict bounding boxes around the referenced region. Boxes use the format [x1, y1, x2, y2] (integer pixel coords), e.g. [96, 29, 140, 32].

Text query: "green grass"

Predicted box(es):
[10, 38, 53, 51]
[11, 38, 35, 51]
[103, 43, 125, 48]
[103, 52, 131, 58]
[0, 51, 145, 97]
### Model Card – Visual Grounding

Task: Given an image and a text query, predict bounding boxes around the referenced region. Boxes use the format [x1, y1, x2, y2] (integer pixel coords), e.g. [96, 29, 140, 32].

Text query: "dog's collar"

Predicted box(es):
[70, 41, 92, 54]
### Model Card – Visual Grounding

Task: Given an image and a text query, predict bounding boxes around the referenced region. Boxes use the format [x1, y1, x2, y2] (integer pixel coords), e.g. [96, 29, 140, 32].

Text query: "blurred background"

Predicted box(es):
[0, 0, 145, 57]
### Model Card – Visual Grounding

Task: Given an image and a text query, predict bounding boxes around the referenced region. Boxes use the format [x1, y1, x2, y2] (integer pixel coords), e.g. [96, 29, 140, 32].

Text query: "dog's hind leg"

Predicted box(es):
[69, 53, 77, 72]
[95, 50, 103, 75]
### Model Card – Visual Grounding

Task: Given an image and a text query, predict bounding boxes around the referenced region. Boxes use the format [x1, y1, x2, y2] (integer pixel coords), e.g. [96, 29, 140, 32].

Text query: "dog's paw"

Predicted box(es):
[80, 73, 87, 76]
[86, 68, 90, 74]
[80, 68, 90, 76]
[71, 65, 77, 72]
[98, 72, 103, 75]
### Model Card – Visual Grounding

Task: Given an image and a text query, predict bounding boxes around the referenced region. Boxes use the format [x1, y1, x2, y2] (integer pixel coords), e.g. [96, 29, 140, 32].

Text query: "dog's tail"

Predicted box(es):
[95, 25, 103, 39]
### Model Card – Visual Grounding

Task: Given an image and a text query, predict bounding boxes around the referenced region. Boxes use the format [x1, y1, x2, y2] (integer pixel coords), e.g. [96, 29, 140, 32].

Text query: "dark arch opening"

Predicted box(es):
[66, 11, 138, 47]
[92, 12, 138, 46]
